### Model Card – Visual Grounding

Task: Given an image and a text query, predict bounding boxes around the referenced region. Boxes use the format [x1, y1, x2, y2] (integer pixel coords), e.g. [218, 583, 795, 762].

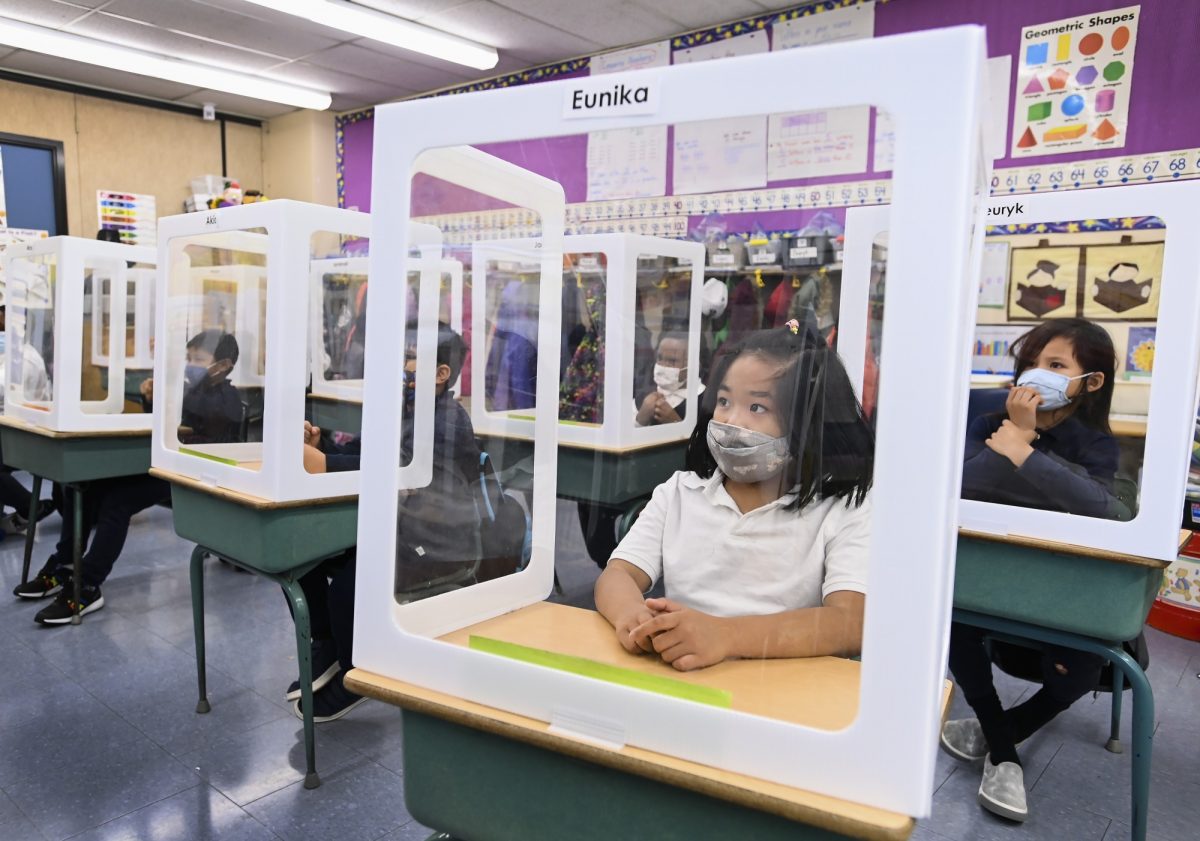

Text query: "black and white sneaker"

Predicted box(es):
[292, 672, 366, 723]
[34, 586, 104, 625]
[285, 638, 341, 701]
[13, 570, 64, 600]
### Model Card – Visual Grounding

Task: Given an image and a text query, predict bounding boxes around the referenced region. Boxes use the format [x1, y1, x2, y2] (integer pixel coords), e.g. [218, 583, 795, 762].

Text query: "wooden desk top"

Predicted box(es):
[348, 602, 954, 841]
[149, 467, 357, 511]
[0, 413, 152, 440]
[1109, 417, 1147, 438]
[958, 527, 1182, 570]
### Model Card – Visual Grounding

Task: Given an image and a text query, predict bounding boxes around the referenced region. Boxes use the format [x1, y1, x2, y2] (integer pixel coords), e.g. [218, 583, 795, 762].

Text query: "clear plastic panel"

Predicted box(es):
[10, 252, 55, 410]
[164, 228, 266, 469]
[559, 250, 606, 425]
[962, 217, 1163, 521]
[633, 253, 695, 427]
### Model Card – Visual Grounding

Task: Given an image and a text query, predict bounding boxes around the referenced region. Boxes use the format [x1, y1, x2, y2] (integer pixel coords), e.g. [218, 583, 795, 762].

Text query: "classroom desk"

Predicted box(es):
[0, 414, 151, 624]
[953, 530, 1180, 841]
[346, 601, 953, 841]
[305, 392, 362, 434]
[150, 467, 359, 789]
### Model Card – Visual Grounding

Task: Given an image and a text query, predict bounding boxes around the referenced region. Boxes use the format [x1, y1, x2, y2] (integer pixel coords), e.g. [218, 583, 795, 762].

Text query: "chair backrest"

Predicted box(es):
[966, 387, 1009, 430]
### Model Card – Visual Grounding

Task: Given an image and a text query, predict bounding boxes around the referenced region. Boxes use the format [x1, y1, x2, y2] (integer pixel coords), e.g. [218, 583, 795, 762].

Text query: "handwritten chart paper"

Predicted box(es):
[586, 41, 669, 201]
[1012, 5, 1139, 157]
[773, 1, 875, 49]
[672, 32, 768, 195]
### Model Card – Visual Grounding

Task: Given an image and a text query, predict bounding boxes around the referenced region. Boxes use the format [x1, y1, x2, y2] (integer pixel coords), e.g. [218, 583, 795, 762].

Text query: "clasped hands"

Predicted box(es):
[615, 597, 729, 672]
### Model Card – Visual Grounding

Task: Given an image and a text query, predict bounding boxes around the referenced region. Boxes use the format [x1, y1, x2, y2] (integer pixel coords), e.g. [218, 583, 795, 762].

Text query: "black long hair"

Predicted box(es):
[684, 326, 874, 511]
[1010, 318, 1116, 434]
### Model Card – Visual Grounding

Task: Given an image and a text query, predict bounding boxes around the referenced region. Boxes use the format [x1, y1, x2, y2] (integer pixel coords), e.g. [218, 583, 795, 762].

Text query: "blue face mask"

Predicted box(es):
[184, 364, 208, 390]
[1015, 368, 1094, 411]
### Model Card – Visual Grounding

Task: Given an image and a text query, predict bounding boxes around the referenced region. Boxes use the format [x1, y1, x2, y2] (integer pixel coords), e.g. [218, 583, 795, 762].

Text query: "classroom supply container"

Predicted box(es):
[152, 200, 386, 502]
[469, 233, 703, 447]
[355, 26, 991, 820]
[3, 235, 155, 431]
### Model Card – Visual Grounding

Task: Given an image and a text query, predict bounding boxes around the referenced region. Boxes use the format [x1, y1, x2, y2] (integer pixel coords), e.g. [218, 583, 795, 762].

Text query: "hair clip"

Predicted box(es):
[785, 319, 800, 335]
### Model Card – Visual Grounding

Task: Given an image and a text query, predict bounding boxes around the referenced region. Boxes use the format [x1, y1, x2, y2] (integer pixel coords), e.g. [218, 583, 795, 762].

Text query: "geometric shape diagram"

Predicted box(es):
[1048, 68, 1070, 90]
[1026, 42, 1049, 65]
[1112, 25, 1131, 52]
[1044, 124, 1088, 142]
[1104, 61, 1127, 81]
[1080, 32, 1104, 55]
[1057, 34, 1072, 61]
[1017, 126, 1038, 148]
[1062, 94, 1086, 117]
[1093, 118, 1120, 141]
[1023, 75, 1044, 94]
[1028, 101, 1053, 121]
[1076, 65, 1100, 86]
[1096, 89, 1116, 112]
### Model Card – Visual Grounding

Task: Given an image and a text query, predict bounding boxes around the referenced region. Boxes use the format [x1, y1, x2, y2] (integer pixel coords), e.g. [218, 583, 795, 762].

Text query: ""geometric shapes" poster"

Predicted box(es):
[1082, 241, 1164, 321]
[1012, 5, 1139, 157]
[1008, 246, 1080, 320]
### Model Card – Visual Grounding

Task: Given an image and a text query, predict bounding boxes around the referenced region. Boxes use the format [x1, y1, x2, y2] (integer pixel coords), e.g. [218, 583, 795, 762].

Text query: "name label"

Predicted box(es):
[564, 79, 659, 119]
[987, 202, 1025, 219]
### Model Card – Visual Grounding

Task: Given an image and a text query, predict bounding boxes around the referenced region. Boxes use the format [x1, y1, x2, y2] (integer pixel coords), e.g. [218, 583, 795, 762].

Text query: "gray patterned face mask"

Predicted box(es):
[706, 420, 790, 483]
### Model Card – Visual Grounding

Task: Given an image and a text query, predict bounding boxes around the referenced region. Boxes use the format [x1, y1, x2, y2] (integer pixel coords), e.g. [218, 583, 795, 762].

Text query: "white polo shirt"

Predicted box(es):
[610, 470, 871, 618]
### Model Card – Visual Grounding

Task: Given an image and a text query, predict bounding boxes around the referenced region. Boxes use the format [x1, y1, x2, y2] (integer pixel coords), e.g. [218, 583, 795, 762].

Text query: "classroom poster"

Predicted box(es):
[97, 190, 157, 248]
[1082, 240, 1162, 320]
[672, 32, 769, 195]
[769, 3, 873, 180]
[979, 241, 1010, 308]
[586, 42, 669, 202]
[1011, 5, 1139, 157]
[1124, 325, 1155, 378]
[1007, 245, 1080, 320]
[972, 324, 1030, 374]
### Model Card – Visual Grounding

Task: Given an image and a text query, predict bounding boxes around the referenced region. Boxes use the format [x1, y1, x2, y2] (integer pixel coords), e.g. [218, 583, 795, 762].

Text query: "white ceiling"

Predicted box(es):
[0, 0, 798, 119]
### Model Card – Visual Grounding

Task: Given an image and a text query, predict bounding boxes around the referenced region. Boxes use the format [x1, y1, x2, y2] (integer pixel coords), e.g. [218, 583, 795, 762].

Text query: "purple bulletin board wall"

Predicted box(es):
[335, 0, 1197, 233]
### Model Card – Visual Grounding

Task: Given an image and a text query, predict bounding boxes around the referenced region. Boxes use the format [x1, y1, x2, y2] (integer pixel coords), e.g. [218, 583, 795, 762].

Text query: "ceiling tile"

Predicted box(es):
[104, 0, 347, 59]
[0, 48, 204, 99]
[260, 59, 412, 98]
[417, 1, 602, 54]
[304, 42, 472, 92]
[490, 0, 679, 47]
[637, 0, 773, 29]
[0, 0, 96, 27]
[174, 87, 296, 119]
[353, 0, 474, 19]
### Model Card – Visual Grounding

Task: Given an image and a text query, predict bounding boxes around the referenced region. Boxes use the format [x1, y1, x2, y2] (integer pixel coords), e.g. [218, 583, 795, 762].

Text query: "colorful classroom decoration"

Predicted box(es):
[97, 190, 157, 248]
[1125, 325, 1155, 378]
[1082, 240, 1163, 320]
[1007, 245, 1080, 320]
[1012, 5, 1139, 157]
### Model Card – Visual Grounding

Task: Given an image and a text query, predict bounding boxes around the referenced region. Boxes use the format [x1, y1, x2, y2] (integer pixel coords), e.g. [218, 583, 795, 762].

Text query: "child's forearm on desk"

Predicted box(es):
[725, 592, 865, 659]
[595, 560, 651, 627]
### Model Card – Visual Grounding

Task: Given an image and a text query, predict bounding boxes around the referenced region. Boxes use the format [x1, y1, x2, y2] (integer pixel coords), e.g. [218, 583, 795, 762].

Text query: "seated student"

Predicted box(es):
[13, 330, 243, 623]
[291, 322, 481, 722]
[944, 317, 1121, 823]
[633, 332, 705, 427]
[595, 320, 874, 671]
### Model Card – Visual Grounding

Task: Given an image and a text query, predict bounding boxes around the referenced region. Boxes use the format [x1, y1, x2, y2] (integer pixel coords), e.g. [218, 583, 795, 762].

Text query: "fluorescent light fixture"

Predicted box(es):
[242, 0, 499, 70]
[0, 16, 331, 110]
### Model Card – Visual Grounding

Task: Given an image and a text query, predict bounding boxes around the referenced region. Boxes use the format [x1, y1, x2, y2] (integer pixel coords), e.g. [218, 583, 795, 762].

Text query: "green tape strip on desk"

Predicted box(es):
[469, 635, 732, 708]
[178, 446, 239, 466]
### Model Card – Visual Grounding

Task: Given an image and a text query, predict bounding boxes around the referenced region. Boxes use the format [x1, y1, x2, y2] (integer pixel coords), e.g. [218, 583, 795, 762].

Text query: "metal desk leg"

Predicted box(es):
[70, 485, 84, 625]
[1107, 669, 1125, 754]
[1108, 647, 1153, 841]
[19, 475, 43, 585]
[282, 575, 320, 789]
[190, 546, 211, 714]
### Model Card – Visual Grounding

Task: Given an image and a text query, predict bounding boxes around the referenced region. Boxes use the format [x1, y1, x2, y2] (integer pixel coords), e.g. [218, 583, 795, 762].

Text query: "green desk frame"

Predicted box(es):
[953, 534, 1167, 841]
[0, 420, 150, 624]
[159, 471, 358, 789]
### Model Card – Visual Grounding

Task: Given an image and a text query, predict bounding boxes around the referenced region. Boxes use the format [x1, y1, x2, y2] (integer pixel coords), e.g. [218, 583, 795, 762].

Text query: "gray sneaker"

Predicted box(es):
[940, 718, 988, 761]
[978, 755, 1028, 822]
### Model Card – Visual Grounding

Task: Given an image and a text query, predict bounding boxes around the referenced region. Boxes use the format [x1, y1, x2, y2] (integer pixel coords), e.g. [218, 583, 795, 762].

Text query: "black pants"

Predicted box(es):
[0, 470, 33, 516]
[577, 503, 620, 568]
[48, 476, 171, 588]
[296, 554, 357, 672]
[947, 621, 1104, 762]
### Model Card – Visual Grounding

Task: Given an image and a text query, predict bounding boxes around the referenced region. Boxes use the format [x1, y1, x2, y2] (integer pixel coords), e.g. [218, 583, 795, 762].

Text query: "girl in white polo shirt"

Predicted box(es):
[595, 321, 874, 672]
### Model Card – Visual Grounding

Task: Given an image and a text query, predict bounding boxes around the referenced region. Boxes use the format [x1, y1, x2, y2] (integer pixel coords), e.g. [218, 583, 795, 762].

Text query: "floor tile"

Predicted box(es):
[380, 819, 438, 841]
[179, 714, 362, 806]
[244, 757, 410, 841]
[65, 785, 280, 841]
[0, 789, 46, 841]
